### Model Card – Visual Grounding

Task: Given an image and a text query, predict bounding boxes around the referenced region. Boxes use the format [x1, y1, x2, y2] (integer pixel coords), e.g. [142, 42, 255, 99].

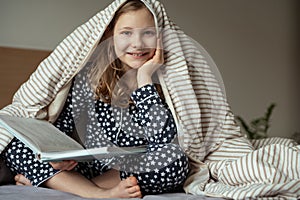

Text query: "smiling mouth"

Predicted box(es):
[127, 52, 148, 58]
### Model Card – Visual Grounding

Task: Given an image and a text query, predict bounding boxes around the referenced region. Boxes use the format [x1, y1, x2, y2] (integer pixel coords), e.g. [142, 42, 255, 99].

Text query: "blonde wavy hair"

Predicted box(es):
[88, 0, 163, 107]
[88, 0, 146, 107]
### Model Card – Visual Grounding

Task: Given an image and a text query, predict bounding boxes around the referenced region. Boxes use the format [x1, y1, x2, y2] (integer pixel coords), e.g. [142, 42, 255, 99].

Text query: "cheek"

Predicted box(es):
[114, 36, 129, 55]
[148, 48, 156, 59]
[145, 38, 157, 58]
[144, 37, 157, 49]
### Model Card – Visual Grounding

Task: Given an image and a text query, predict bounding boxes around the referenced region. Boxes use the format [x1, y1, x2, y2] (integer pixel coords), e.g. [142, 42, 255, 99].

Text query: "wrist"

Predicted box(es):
[137, 77, 152, 88]
[137, 71, 152, 88]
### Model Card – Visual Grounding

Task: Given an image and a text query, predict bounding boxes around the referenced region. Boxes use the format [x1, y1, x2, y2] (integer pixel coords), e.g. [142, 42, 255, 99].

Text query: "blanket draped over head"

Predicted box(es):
[0, 0, 299, 199]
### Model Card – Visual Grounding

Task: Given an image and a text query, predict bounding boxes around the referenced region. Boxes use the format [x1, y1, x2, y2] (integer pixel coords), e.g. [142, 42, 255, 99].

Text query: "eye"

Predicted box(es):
[120, 31, 132, 36]
[143, 30, 156, 37]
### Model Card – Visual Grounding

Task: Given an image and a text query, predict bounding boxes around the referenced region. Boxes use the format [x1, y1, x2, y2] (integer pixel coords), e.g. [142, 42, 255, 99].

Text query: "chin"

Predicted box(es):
[127, 62, 146, 69]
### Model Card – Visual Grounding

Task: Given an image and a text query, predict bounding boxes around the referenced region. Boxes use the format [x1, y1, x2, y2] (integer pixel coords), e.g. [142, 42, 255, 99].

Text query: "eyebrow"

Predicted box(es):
[118, 27, 133, 30]
[117, 26, 156, 31]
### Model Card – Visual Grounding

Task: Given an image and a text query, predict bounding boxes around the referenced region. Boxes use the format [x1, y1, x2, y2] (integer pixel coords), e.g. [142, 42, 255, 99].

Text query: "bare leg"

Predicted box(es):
[14, 169, 120, 188]
[14, 170, 142, 198]
[44, 170, 142, 198]
[91, 169, 121, 189]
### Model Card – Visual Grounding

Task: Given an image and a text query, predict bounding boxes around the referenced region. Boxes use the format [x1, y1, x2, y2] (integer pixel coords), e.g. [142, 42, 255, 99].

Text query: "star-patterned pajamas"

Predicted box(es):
[2, 69, 189, 194]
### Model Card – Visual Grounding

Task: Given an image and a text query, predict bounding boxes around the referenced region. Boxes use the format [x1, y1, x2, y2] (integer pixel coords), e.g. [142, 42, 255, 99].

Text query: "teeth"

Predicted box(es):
[132, 53, 143, 56]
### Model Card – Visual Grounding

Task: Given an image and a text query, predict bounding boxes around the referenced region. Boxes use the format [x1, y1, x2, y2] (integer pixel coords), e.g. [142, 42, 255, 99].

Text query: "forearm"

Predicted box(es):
[131, 84, 177, 144]
[137, 71, 152, 88]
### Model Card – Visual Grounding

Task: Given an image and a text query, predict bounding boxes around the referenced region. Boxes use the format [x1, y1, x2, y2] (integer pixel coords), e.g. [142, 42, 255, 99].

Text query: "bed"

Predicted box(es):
[0, 47, 299, 199]
[0, 157, 221, 200]
[0, 185, 222, 200]
[0, 47, 224, 199]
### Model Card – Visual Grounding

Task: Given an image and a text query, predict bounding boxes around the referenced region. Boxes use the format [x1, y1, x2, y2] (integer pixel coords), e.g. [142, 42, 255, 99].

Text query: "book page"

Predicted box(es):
[41, 146, 147, 162]
[0, 115, 83, 153]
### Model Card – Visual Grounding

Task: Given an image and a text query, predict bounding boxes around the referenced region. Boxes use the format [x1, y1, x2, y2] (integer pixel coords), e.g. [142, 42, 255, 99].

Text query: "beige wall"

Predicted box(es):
[0, 0, 299, 138]
[159, 0, 300, 139]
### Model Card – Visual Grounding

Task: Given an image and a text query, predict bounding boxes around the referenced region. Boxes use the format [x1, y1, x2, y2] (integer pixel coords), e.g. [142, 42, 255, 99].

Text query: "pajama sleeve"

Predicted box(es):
[53, 72, 90, 137]
[131, 84, 177, 145]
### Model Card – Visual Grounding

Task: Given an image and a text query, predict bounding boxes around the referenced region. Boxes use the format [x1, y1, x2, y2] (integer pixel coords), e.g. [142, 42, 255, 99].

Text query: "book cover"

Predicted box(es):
[0, 115, 146, 161]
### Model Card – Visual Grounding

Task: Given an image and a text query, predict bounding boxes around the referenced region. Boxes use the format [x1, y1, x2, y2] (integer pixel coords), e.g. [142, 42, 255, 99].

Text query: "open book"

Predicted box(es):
[0, 115, 146, 162]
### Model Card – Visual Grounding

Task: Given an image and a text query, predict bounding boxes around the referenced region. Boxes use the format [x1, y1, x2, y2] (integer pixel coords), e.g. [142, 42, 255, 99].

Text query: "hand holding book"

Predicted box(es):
[0, 115, 147, 162]
[50, 160, 78, 171]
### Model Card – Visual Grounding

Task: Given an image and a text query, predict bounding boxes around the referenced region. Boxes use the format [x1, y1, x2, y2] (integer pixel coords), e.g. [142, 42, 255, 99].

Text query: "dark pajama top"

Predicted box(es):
[3, 69, 189, 195]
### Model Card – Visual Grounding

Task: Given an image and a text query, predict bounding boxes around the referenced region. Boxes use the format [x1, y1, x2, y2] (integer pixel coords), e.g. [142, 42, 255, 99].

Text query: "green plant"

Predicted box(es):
[235, 103, 276, 139]
[291, 132, 300, 144]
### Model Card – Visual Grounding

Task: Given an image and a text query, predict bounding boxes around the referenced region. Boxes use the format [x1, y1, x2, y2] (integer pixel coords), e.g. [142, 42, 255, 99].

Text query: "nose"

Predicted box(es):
[130, 33, 143, 49]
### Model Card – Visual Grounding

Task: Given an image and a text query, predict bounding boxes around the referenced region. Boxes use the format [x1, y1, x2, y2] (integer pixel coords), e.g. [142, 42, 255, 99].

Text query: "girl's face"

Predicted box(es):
[113, 8, 157, 69]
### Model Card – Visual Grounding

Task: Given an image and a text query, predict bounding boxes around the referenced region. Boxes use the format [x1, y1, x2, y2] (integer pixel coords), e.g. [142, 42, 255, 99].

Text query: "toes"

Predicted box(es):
[14, 174, 20, 182]
[16, 182, 24, 186]
[126, 176, 138, 187]
[129, 190, 142, 198]
[126, 185, 140, 193]
[126, 185, 142, 198]
[14, 174, 32, 186]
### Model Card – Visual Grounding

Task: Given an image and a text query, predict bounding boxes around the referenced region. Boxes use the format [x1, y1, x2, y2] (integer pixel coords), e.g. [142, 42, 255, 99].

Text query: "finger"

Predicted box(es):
[155, 37, 164, 64]
[49, 161, 63, 170]
[65, 162, 78, 171]
[157, 34, 163, 50]
[61, 160, 77, 171]
[50, 160, 76, 170]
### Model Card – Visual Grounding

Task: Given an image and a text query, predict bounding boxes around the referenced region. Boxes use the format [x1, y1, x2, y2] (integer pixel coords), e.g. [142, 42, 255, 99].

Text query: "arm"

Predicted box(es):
[131, 84, 177, 145]
[132, 37, 177, 144]
[51, 71, 91, 170]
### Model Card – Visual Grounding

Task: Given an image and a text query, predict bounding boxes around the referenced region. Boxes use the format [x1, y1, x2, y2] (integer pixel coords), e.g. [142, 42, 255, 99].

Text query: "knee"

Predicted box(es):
[140, 143, 189, 194]
[148, 143, 188, 167]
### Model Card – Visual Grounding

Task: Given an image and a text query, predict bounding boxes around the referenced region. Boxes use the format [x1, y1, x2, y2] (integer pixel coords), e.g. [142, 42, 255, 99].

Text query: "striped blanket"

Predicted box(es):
[0, 0, 299, 199]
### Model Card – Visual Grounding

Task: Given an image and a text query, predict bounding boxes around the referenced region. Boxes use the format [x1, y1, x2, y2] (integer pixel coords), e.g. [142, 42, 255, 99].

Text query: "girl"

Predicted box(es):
[3, 0, 298, 199]
[1, 0, 189, 198]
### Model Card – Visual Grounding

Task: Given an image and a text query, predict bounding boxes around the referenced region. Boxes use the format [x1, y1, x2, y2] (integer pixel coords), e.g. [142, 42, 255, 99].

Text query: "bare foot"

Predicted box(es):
[15, 172, 142, 199]
[108, 176, 142, 198]
[44, 171, 142, 199]
[14, 174, 32, 186]
[92, 170, 142, 198]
